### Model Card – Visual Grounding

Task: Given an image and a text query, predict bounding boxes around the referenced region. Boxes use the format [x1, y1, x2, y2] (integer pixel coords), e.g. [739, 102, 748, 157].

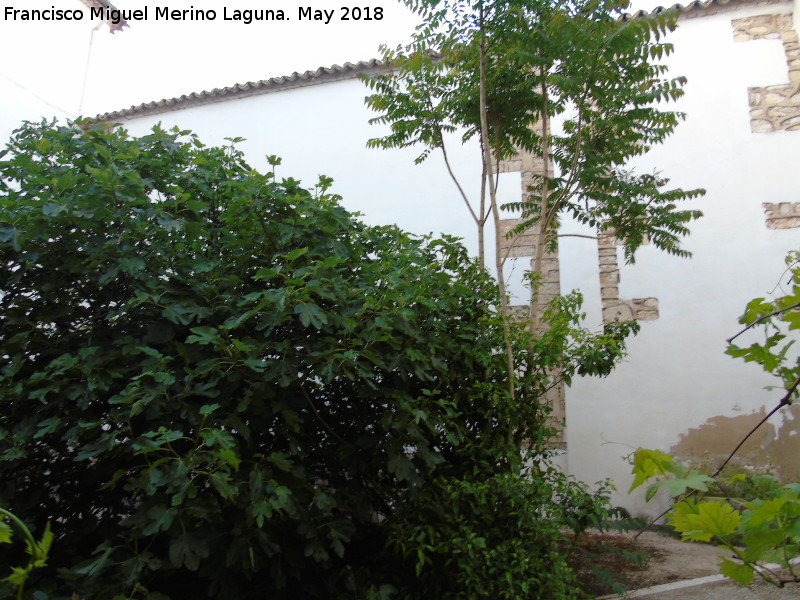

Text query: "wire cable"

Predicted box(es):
[0, 70, 77, 118]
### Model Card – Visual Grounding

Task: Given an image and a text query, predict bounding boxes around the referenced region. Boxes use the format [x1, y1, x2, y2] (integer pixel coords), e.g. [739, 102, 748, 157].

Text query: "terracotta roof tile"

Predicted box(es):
[94, 59, 388, 122]
[622, 0, 785, 20]
[94, 0, 789, 122]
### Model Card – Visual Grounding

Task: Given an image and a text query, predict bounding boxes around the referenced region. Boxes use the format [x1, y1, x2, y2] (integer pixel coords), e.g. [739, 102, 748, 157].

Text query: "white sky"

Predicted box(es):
[0, 0, 666, 141]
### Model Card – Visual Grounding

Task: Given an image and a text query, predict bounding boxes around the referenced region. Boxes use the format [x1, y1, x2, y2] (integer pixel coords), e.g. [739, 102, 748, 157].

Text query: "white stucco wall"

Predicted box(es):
[564, 2, 800, 515]
[118, 1, 799, 516]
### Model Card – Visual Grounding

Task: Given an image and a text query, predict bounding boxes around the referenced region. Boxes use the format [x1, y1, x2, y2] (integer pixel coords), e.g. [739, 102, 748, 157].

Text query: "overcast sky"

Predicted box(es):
[0, 0, 665, 141]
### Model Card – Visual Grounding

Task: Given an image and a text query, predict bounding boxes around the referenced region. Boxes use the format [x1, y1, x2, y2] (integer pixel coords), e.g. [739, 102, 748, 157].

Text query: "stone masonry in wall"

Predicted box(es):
[496, 151, 566, 448]
[495, 149, 666, 443]
[596, 231, 660, 323]
[732, 13, 800, 133]
[763, 202, 800, 228]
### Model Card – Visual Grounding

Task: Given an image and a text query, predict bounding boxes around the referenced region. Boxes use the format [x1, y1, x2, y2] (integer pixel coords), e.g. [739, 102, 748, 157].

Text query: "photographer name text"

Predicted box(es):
[3, 5, 385, 26]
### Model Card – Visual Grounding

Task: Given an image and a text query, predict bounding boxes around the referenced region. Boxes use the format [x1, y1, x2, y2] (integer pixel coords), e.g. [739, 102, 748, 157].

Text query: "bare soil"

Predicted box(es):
[569, 528, 731, 597]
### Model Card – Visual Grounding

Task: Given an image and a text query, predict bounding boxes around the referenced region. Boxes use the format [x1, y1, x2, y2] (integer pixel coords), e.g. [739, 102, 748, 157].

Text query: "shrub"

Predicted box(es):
[0, 121, 625, 599]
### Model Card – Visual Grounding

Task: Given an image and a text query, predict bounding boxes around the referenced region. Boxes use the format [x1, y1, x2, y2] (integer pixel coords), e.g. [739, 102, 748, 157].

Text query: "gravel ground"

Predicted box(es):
[613, 578, 799, 599]
[594, 529, 799, 599]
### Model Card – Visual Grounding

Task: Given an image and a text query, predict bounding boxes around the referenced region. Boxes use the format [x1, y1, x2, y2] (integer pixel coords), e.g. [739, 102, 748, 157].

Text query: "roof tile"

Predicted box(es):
[94, 0, 788, 122]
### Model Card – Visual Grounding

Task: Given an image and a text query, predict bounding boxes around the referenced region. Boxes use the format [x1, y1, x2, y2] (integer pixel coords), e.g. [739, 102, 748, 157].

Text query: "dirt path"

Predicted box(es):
[571, 528, 732, 596]
[623, 530, 731, 589]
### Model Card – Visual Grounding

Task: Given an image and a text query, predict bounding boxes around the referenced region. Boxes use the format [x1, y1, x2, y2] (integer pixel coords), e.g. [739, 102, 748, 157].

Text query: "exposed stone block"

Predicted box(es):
[635, 309, 660, 321]
[596, 230, 659, 324]
[497, 146, 565, 447]
[733, 15, 794, 41]
[735, 13, 800, 133]
[764, 202, 800, 228]
[538, 281, 561, 295]
[603, 303, 634, 321]
[509, 304, 529, 321]
[631, 298, 660, 320]
[600, 271, 620, 284]
[751, 118, 776, 132]
[765, 90, 789, 104]
[600, 285, 620, 299]
[783, 114, 800, 130]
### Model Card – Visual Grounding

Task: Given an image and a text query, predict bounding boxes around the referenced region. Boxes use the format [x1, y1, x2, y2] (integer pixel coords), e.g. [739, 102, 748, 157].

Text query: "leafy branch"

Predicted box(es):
[0, 508, 53, 600]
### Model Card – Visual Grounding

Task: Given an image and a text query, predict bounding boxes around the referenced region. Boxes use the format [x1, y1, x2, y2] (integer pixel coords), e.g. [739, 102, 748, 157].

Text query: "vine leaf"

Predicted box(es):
[720, 558, 755, 586]
[0, 521, 11, 544]
[657, 470, 714, 498]
[628, 448, 676, 493]
[667, 500, 740, 543]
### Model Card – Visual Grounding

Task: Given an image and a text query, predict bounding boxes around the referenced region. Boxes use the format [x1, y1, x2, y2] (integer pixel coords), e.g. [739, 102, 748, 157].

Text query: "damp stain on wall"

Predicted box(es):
[670, 404, 800, 481]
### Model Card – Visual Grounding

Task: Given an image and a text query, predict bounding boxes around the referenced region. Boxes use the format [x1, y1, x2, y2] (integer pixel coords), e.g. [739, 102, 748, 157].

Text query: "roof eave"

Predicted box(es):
[93, 0, 792, 123]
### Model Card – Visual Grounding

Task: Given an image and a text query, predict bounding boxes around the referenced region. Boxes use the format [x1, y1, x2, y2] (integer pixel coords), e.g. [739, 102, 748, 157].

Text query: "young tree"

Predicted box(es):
[364, 0, 704, 399]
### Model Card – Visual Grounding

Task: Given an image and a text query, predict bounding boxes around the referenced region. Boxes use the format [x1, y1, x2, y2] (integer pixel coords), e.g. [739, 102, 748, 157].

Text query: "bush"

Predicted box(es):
[0, 121, 619, 599]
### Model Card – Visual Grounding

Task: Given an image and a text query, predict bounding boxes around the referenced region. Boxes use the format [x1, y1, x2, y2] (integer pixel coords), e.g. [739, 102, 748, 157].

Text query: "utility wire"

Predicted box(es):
[0, 70, 77, 118]
[79, 20, 104, 115]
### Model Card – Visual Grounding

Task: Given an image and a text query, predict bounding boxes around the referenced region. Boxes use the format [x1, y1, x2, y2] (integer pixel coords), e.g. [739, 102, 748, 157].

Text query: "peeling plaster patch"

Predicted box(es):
[733, 13, 800, 133]
[670, 405, 800, 481]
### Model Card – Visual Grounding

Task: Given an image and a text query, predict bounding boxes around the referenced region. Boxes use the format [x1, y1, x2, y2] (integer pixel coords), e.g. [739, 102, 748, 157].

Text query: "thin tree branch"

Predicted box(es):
[712, 373, 800, 477]
[557, 234, 598, 240]
[559, 45, 603, 206]
[528, 77, 553, 330]
[559, 100, 587, 205]
[634, 373, 800, 539]
[438, 131, 480, 225]
[493, 113, 502, 199]
[480, 138, 488, 226]
[500, 204, 599, 269]
[500, 230, 523, 268]
[300, 384, 348, 446]
[726, 301, 800, 344]
[478, 5, 515, 405]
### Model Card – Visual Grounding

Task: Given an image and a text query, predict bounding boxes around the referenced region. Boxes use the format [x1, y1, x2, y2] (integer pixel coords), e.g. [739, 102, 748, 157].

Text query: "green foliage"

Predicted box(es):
[387, 472, 575, 599]
[364, 0, 703, 263]
[629, 448, 714, 502]
[364, 0, 701, 416]
[388, 469, 644, 599]
[0, 508, 52, 599]
[558, 480, 647, 596]
[666, 499, 741, 543]
[708, 472, 783, 506]
[0, 120, 628, 599]
[726, 250, 800, 398]
[632, 449, 800, 586]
